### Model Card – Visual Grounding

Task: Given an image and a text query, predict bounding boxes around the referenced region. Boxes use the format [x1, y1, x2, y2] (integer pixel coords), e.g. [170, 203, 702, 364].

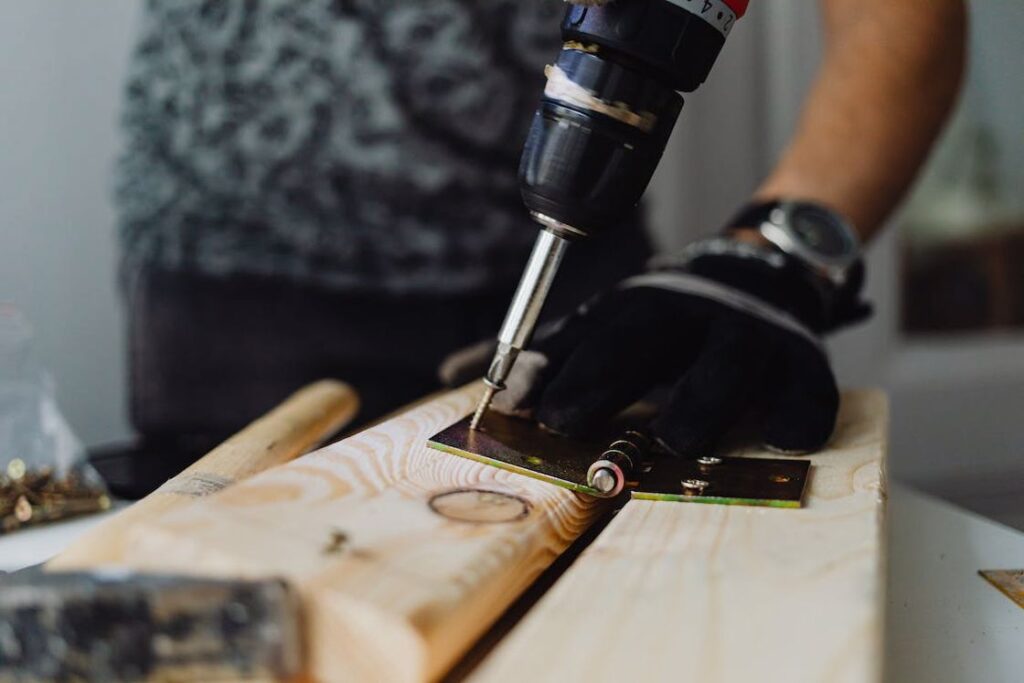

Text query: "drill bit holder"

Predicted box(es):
[428, 412, 810, 508]
[519, 48, 683, 237]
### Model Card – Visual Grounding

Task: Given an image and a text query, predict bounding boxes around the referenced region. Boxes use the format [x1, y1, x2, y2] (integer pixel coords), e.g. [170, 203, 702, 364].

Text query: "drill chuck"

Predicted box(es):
[519, 50, 683, 238]
[520, 0, 746, 238]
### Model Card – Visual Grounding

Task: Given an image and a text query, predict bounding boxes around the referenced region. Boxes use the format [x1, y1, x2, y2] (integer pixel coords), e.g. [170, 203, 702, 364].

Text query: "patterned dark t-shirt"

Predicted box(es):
[117, 0, 564, 294]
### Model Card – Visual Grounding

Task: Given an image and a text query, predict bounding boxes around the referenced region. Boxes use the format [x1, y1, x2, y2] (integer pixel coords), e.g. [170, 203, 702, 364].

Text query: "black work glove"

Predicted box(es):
[466, 237, 871, 457]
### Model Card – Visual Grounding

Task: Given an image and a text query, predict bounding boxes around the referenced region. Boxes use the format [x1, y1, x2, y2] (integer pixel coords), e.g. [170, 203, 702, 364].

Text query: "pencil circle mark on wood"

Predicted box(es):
[428, 489, 531, 524]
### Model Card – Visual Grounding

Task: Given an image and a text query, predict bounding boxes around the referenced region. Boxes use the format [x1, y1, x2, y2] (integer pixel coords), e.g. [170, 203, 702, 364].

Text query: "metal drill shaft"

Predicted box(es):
[470, 228, 570, 429]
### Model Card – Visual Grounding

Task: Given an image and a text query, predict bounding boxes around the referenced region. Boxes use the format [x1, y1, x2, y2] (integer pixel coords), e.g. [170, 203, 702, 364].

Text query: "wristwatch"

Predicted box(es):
[726, 200, 860, 286]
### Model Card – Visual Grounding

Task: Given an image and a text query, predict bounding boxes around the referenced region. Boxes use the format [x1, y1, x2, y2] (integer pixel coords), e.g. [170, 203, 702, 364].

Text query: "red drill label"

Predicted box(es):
[664, 0, 748, 36]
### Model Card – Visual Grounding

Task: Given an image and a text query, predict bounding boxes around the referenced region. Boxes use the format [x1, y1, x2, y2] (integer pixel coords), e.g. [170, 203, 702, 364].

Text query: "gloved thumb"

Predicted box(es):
[438, 338, 552, 418]
[438, 338, 495, 388]
[437, 311, 594, 416]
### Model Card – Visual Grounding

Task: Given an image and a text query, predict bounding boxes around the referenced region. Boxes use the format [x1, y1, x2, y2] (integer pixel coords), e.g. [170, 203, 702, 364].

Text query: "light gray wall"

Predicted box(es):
[645, 3, 770, 250]
[0, 1, 140, 446]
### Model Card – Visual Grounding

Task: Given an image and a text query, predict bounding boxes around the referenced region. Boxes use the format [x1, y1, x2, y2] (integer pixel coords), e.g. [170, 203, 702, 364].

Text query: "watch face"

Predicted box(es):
[789, 204, 854, 259]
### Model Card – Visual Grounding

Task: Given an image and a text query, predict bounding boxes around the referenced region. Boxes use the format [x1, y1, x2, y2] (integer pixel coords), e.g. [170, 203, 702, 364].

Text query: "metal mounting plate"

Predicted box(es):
[634, 453, 809, 507]
[427, 413, 810, 508]
[428, 412, 604, 496]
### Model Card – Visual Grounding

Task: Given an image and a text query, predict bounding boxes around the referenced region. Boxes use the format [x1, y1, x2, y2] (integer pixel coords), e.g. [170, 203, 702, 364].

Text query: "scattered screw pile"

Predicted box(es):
[1, 458, 110, 534]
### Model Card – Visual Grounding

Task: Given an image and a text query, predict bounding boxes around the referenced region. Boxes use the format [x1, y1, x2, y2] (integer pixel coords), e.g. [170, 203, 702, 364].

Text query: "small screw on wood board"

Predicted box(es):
[324, 529, 349, 555]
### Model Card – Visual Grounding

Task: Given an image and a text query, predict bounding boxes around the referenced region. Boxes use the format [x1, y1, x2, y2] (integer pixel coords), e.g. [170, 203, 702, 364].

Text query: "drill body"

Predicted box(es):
[521, 0, 745, 238]
[473, 0, 749, 428]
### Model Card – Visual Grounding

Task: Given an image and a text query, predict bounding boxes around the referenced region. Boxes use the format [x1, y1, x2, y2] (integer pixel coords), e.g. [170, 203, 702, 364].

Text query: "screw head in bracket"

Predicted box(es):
[681, 478, 709, 494]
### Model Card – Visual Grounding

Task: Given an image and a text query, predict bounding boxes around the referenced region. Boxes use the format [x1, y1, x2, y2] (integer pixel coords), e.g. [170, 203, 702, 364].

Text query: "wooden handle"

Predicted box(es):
[47, 380, 359, 570]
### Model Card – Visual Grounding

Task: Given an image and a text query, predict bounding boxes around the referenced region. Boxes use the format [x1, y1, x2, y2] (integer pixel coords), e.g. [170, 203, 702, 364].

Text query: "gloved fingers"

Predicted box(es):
[533, 327, 674, 438]
[532, 288, 708, 438]
[489, 306, 609, 416]
[438, 338, 495, 388]
[535, 289, 704, 438]
[651, 316, 770, 458]
[436, 298, 600, 394]
[758, 338, 839, 454]
[493, 289, 654, 416]
[528, 308, 603, 371]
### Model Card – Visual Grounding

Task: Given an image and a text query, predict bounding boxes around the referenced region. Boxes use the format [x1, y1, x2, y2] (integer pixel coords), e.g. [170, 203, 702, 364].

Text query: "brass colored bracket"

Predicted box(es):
[427, 413, 809, 508]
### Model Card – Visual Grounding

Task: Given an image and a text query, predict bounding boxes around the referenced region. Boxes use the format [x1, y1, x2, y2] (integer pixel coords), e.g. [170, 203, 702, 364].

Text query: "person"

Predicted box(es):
[114, 0, 965, 473]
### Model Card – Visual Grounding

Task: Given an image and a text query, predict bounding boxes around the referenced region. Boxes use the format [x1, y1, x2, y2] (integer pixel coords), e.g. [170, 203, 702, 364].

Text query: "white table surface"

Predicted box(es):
[885, 484, 1024, 682]
[0, 503, 125, 572]
[1, 485, 1021, 681]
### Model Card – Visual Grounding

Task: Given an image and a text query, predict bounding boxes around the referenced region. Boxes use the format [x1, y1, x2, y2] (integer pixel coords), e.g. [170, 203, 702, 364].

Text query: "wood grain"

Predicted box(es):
[470, 390, 888, 683]
[48, 379, 359, 570]
[117, 383, 607, 682]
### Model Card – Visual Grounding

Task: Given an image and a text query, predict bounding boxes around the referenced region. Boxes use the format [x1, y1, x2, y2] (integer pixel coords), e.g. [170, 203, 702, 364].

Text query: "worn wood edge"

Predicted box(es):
[469, 389, 889, 683]
[118, 382, 608, 682]
[48, 379, 359, 570]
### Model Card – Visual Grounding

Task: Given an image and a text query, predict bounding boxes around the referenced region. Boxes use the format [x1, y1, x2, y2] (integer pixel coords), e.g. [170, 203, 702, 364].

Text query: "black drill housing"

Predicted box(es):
[519, 0, 731, 238]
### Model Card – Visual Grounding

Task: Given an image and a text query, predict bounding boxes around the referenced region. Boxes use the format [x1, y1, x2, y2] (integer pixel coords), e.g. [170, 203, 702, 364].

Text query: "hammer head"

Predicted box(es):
[0, 570, 302, 682]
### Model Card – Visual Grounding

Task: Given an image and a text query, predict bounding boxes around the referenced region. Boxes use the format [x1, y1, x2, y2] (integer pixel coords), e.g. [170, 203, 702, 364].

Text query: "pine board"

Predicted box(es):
[470, 390, 888, 683]
[116, 383, 607, 682]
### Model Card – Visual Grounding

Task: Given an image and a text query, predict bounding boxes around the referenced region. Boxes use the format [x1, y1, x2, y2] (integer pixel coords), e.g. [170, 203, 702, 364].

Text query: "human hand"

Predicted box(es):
[468, 236, 870, 457]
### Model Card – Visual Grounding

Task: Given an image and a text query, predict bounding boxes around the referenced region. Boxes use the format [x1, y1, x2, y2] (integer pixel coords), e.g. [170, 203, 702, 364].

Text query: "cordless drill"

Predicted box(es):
[471, 0, 750, 428]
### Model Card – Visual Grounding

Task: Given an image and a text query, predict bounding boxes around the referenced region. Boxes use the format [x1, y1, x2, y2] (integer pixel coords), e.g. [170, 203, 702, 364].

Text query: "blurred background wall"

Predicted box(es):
[0, 1, 139, 446]
[1, 1, 1021, 524]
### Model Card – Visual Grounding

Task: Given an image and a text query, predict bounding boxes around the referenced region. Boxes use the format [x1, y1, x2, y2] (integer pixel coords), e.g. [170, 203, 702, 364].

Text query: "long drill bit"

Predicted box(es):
[470, 227, 569, 429]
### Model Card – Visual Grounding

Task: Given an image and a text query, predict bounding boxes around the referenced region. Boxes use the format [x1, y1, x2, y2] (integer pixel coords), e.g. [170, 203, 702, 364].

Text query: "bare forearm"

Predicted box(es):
[754, 0, 967, 242]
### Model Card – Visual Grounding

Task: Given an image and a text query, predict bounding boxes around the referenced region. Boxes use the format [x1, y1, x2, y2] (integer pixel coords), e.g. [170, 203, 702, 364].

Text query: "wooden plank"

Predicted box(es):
[115, 383, 608, 682]
[470, 390, 888, 683]
[48, 379, 360, 570]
